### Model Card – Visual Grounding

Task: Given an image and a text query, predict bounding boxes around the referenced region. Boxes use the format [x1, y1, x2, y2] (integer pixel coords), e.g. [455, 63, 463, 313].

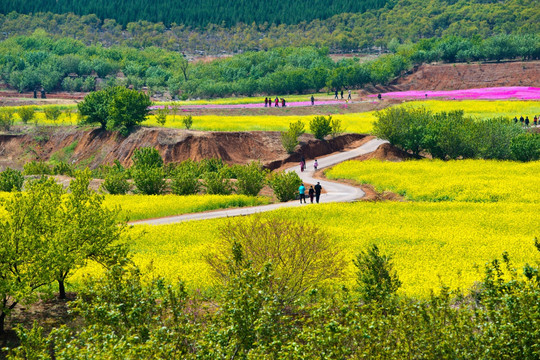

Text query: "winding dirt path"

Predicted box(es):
[132, 138, 387, 225]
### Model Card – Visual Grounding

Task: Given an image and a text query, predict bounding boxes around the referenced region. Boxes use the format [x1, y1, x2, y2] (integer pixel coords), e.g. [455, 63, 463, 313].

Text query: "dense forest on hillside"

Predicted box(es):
[1, 31, 538, 98]
[1, 0, 538, 53]
[1, 0, 389, 27]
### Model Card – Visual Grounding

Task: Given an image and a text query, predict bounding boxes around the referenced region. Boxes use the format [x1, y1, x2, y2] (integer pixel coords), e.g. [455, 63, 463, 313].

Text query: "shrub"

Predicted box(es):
[310, 115, 332, 140]
[511, 133, 540, 161]
[182, 115, 193, 130]
[132, 166, 167, 195]
[23, 161, 51, 175]
[155, 106, 168, 126]
[206, 217, 347, 302]
[199, 158, 225, 174]
[170, 160, 201, 195]
[330, 117, 344, 138]
[233, 161, 269, 196]
[17, 106, 35, 124]
[103, 171, 131, 195]
[353, 244, 402, 303]
[281, 120, 305, 153]
[267, 170, 302, 202]
[132, 147, 163, 169]
[51, 161, 73, 176]
[0, 109, 15, 131]
[0, 167, 24, 192]
[203, 168, 233, 195]
[44, 106, 62, 124]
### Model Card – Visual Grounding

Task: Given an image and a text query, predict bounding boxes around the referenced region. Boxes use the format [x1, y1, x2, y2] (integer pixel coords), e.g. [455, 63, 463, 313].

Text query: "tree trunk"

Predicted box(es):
[58, 279, 66, 300]
[0, 311, 5, 336]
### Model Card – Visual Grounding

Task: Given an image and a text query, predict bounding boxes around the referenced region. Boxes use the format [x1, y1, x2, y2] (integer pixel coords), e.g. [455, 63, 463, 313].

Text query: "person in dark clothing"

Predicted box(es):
[264, 97, 268, 107]
[281, 98, 286, 107]
[520, 116, 524, 125]
[40, 88, 46, 99]
[377, 93, 382, 100]
[348, 90, 351, 100]
[534, 116, 538, 126]
[340, 90, 344, 99]
[525, 116, 530, 127]
[311, 95, 315, 105]
[334, 90, 338, 99]
[33, 89, 37, 99]
[308, 186, 315, 204]
[513, 116, 518, 123]
[275, 97, 279, 107]
[314, 182, 322, 204]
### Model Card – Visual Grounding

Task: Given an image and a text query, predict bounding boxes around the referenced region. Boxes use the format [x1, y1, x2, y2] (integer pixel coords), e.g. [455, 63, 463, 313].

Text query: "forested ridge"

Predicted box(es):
[1, 0, 538, 53]
[1, 0, 390, 27]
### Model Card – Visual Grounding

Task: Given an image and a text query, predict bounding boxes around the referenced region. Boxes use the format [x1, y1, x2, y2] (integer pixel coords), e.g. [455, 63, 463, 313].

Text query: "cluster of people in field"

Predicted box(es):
[264, 97, 287, 107]
[514, 115, 539, 126]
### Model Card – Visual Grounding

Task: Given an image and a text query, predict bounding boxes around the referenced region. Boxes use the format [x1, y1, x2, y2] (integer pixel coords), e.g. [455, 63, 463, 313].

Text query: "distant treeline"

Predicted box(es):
[0, 0, 538, 53]
[1, 32, 539, 98]
[0, 0, 389, 27]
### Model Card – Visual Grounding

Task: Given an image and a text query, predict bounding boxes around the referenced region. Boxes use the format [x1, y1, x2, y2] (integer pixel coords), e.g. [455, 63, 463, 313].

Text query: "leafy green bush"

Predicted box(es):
[155, 106, 168, 126]
[309, 115, 332, 140]
[103, 171, 131, 195]
[132, 166, 167, 195]
[353, 245, 402, 303]
[23, 161, 51, 175]
[17, 106, 35, 124]
[330, 116, 344, 138]
[170, 160, 201, 195]
[182, 115, 193, 130]
[511, 133, 540, 161]
[0, 167, 24, 192]
[0, 108, 15, 131]
[43, 106, 62, 124]
[281, 120, 305, 153]
[267, 170, 302, 202]
[132, 147, 163, 169]
[51, 161, 73, 176]
[233, 161, 269, 196]
[203, 168, 233, 195]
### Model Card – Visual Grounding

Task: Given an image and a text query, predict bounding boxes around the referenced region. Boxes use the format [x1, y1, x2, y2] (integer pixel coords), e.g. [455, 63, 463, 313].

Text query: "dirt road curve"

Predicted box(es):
[132, 138, 388, 225]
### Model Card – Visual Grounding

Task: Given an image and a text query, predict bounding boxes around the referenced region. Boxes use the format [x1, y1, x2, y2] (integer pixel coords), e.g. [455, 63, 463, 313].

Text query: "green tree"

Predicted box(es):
[0, 178, 61, 334]
[17, 106, 35, 124]
[171, 159, 201, 195]
[0, 108, 15, 131]
[77, 88, 112, 129]
[510, 133, 540, 162]
[233, 161, 269, 196]
[155, 106, 168, 126]
[310, 115, 333, 140]
[43, 106, 62, 124]
[353, 244, 402, 303]
[132, 147, 164, 169]
[182, 115, 193, 130]
[203, 168, 233, 195]
[267, 170, 302, 202]
[0, 167, 24, 192]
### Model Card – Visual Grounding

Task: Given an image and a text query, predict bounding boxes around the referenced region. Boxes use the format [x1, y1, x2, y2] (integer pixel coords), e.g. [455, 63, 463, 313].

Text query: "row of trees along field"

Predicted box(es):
[1, 0, 389, 27]
[0, 0, 538, 53]
[1, 31, 539, 97]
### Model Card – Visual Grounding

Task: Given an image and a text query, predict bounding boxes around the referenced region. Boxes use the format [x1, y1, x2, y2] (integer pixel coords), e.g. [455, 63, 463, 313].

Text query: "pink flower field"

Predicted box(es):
[368, 87, 540, 100]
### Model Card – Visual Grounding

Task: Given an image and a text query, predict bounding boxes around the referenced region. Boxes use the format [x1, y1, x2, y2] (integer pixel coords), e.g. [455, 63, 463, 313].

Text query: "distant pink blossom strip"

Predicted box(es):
[368, 87, 540, 100]
[150, 100, 343, 110]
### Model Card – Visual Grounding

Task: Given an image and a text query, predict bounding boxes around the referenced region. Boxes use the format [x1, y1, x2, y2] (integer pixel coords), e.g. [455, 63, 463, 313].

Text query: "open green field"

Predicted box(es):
[4, 100, 539, 134]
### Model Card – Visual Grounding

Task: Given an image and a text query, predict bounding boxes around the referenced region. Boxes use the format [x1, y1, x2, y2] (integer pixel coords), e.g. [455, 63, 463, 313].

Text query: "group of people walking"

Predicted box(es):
[298, 182, 323, 204]
[514, 115, 539, 127]
[299, 157, 317, 172]
[334, 89, 352, 100]
[264, 97, 286, 107]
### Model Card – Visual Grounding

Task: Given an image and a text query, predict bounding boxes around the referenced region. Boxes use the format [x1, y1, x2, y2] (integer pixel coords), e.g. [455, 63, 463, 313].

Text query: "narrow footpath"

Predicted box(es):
[133, 138, 388, 225]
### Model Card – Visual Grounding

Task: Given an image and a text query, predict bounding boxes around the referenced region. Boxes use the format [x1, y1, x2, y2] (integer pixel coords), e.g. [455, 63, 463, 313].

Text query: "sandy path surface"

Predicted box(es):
[132, 138, 387, 225]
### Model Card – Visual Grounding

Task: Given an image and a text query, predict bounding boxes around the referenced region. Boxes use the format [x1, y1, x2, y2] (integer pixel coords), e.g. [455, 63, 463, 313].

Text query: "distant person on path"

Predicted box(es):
[314, 182, 322, 203]
[520, 116, 524, 125]
[525, 116, 530, 127]
[335, 90, 338, 99]
[300, 160, 305, 172]
[348, 90, 351, 100]
[341, 90, 344, 99]
[308, 186, 315, 203]
[513, 116, 518, 123]
[377, 93, 382, 100]
[311, 95, 314, 105]
[275, 97, 279, 107]
[534, 115, 538, 126]
[299, 183, 307, 204]
[281, 98, 286, 107]
[313, 159, 318, 170]
[264, 97, 268, 107]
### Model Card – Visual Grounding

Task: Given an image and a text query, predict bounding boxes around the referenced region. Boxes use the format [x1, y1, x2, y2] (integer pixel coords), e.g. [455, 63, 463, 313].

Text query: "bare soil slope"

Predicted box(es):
[0, 126, 366, 170]
[392, 61, 540, 91]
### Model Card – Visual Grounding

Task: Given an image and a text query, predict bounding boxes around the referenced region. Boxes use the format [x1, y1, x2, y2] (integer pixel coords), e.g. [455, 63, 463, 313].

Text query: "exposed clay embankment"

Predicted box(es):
[0, 126, 367, 170]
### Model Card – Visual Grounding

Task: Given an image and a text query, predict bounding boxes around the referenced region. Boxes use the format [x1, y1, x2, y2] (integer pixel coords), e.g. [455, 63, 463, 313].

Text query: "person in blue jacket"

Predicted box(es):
[298, 183, 306, 204]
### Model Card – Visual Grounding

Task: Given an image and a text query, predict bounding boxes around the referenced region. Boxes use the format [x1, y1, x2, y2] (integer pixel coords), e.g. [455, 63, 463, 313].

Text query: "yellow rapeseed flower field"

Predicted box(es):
[97, 201, 538, 297]
[325, 159, 540, 203]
